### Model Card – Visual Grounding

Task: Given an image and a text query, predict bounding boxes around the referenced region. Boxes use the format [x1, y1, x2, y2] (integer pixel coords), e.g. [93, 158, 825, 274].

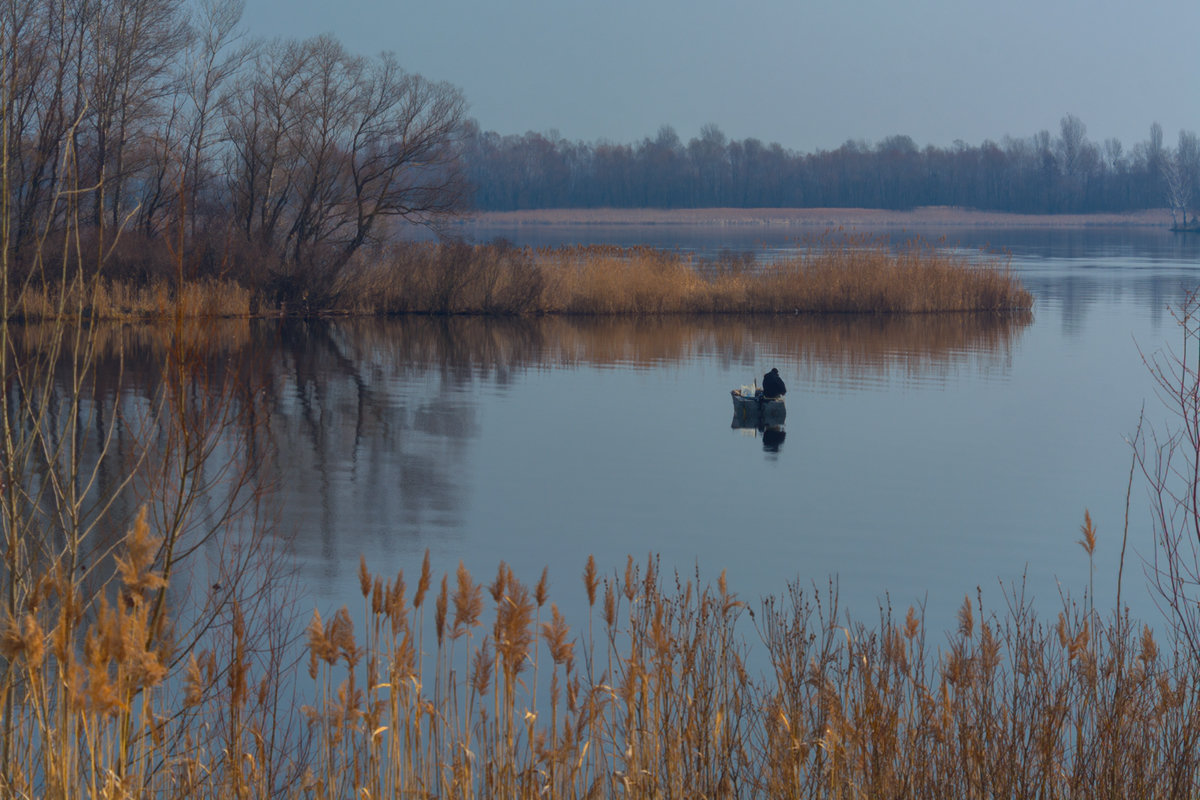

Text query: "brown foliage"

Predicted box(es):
[7, 237, 1032, 320]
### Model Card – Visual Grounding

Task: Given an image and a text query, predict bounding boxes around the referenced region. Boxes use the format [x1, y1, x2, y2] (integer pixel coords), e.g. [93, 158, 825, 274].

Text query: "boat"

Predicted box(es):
[731, 384, 786, 424]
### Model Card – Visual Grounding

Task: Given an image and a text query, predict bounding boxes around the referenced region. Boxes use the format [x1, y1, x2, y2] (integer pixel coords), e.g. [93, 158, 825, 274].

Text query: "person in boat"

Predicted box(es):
[762, 367, 786, 399]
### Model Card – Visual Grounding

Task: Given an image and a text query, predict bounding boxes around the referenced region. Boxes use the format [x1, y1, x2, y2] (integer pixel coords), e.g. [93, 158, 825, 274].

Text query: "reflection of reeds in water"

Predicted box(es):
[297, 313, 1031, 383]
[12, 312, 1030, 392]
[5, 312, 1028, 555]
[784, 311, 1033, 388]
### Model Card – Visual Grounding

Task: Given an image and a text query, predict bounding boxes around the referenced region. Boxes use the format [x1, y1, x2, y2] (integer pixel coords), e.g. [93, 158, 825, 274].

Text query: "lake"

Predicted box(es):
[222, 221, 1194, 638]
[53, 222, 1195, 641]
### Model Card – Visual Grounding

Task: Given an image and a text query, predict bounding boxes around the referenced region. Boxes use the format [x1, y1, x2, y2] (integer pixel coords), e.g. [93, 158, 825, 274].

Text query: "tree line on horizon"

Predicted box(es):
[461, 117, 1200, 221]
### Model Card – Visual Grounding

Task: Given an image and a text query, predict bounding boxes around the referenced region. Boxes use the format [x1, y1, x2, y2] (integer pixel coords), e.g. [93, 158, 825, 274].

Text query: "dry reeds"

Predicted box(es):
[7, 237, 1032, 320]
[735, 237, 1033, 314]
[345, 236, 1031, 316]
[546, 237, 1032, 315]
[280, 548, 1198, 800]
[5, 518, 1200, 798]
[12, 277, 253, 320]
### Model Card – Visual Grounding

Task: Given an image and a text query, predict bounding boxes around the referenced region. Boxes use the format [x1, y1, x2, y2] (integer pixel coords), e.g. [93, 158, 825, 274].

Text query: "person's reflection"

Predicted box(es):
[762, 425, 786, 452]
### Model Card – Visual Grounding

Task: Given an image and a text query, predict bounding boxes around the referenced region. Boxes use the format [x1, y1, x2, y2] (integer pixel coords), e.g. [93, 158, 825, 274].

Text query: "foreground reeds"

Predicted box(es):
[9, 236, 1032, 320]
[3, 519, 1198, 799]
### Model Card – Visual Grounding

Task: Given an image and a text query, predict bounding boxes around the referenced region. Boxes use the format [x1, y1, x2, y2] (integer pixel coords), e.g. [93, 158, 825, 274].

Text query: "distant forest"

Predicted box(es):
[461, 117, 1200, 219]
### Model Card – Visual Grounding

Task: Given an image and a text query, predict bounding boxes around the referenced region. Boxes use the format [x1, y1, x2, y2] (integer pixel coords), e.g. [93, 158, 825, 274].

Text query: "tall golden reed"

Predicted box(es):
[4, 510, 1200, 798]
[281, 537, 1195, 799]
[361, 237, 1032, 316]
[7, 238, 1032, 320]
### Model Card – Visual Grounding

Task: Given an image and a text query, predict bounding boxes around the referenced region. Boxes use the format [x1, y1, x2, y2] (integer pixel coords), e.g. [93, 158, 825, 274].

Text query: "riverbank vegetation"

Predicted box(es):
[10, 236, 1032, 319]
[6, 527, 1200, 798]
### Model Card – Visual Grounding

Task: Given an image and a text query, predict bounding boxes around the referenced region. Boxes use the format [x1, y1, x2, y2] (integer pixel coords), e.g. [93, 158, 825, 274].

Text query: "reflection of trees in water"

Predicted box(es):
[1022, 272, 1186, 335]
[6, 319, 279, 652]
[262, 320, 478, 563]
[259, 314, 1029, 570]
[37, 312, 1029, 574]
[9, 320, 263, 543]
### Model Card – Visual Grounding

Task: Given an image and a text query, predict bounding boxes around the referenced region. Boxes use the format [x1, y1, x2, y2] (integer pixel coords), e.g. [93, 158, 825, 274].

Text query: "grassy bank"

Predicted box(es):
[10, 237, 1032, 319]
[2, 524, 1195, 798]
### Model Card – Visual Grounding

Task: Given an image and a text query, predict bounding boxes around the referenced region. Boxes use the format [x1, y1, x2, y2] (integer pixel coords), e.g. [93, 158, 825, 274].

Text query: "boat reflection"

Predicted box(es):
[761, 426, 786, 452]
[731, 416, 787, 453]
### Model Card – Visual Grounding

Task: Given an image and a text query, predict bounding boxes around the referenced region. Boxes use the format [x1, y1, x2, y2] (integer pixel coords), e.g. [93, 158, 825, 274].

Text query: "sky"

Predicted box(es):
[239, 0, 1200, 154]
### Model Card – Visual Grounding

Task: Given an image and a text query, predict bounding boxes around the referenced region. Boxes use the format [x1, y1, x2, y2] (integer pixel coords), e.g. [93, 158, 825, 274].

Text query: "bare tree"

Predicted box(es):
[2, 0, 92, 267]
[83, 0, 190, 231]
[222, 37, 309, 247]
[688, 123, 730, 206]
[1057, 113, 1088, 177]
[280, 35, 361, 265]
[136, 0, 250, 236]
[1136, 289, 1200, 657]
[221, 36, 466, 299]
[1175, 130, 1200, 227]
[182, 0, 250, 233]
[342, 52, 467, 250]
[1163, 151, 1192, 229]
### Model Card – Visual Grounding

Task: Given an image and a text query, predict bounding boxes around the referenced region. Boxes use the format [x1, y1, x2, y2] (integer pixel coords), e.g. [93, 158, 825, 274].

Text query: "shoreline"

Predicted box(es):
[457, 206, 1174, 229]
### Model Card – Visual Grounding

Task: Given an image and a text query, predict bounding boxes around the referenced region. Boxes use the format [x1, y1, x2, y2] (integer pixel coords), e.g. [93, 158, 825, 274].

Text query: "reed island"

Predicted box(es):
[11, 234, 1032, 320]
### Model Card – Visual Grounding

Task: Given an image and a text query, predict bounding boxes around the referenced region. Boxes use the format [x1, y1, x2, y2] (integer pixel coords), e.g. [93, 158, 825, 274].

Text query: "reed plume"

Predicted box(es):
[6, 525, 1200, 798]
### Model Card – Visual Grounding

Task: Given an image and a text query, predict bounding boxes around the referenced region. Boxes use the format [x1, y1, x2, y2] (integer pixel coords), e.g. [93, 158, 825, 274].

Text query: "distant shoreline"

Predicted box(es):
[458, 206, 1173, 229]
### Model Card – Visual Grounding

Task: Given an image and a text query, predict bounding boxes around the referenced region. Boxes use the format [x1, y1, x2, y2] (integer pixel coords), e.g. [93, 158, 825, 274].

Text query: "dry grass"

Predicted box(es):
[7, 238, 1031, 319]
[731, 239, 1032, 314]
[287, 550, 1197, 799]
[4, 515, 1200, 798]
[339, 241, 549, 315]
[13, 277, 253, 320]
[354, 236, 1031, 315]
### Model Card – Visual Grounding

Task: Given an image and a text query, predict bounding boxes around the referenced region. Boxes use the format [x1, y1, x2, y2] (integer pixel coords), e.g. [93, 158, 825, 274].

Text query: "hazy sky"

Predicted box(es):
[240, 0, 1200, 154]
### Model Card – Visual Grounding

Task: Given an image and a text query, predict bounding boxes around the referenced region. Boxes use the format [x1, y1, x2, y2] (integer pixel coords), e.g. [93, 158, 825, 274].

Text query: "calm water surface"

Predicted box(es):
[266, 224, 1200, 634]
